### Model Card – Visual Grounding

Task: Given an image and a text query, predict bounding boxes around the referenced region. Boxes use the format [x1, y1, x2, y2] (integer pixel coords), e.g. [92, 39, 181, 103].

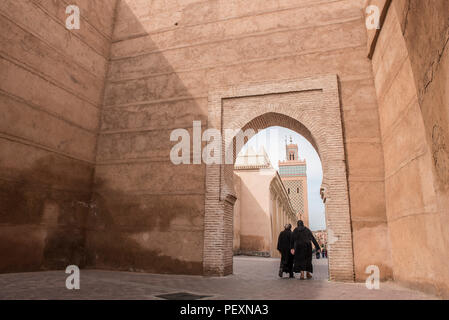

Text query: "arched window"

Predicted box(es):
[297, 187, 299, 193]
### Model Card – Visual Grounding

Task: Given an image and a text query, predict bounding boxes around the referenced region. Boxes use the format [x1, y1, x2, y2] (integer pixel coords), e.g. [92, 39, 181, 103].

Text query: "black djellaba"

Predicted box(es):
[277, 224, 294, 278]
[290, 220, 320, 279]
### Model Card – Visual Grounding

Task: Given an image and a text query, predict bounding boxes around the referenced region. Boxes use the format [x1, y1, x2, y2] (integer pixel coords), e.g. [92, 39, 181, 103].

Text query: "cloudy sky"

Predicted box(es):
[238, 126, 326, 231]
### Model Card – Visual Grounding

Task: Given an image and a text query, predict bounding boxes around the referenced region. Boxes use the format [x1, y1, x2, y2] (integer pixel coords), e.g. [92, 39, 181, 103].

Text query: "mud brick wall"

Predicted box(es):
[0, 0, 117, 272]
[95, 0, 391, 278]
[368, 0, 449, 297]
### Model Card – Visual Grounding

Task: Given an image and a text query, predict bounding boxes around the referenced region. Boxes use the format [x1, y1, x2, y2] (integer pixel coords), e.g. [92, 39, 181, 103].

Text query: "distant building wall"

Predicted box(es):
[233, 149, 296, 258]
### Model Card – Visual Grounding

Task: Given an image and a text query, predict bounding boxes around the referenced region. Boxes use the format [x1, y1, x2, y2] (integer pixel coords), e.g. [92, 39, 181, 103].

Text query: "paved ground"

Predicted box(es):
[0, 256, 437, 299]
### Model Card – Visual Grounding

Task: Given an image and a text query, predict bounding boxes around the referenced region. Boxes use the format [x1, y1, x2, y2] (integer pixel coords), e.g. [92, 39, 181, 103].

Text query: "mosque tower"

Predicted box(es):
[278, 137, 309, 227]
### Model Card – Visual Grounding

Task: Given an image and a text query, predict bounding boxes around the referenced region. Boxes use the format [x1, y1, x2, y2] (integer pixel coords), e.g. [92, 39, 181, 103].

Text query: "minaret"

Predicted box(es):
[278, 137, 309, 227]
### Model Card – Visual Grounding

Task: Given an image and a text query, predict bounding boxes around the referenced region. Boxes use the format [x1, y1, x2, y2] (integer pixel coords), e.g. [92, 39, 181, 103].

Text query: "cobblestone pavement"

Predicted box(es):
[0, 256, 437, 300]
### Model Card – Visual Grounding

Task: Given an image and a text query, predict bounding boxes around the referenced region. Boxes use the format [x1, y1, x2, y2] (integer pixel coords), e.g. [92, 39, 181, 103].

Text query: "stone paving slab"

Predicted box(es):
[0, 256, 437, 300]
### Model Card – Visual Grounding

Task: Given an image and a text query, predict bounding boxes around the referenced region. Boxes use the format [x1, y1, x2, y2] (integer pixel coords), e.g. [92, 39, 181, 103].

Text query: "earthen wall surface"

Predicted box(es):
[0, 0, 117, 272]
[94, 0, 392, 279]
[369, 0, 449, 297]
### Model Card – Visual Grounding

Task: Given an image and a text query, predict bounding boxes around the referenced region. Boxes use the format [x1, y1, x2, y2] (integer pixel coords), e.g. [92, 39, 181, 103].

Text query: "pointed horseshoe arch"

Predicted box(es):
[203, 75, 355, 282]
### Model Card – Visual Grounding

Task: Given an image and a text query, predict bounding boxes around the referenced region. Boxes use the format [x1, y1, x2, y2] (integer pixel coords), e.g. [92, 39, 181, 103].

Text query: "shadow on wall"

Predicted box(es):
[0, 0, 205, 275]
[0, 154, 92, 272]
[86, 178, 203, 274]
[87, 1, 207, 275]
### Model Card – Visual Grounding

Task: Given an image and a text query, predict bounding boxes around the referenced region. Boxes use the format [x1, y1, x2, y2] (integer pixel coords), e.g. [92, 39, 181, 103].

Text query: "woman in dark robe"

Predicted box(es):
[290, 220, 320, 280]
[277, 224, 294, 278]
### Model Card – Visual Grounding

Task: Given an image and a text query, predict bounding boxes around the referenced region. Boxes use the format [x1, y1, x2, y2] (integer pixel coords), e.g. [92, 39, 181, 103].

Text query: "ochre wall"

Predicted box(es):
[4, 0, 449, 292]
[1, 0, 447, 295]
[233, 168, 296, 258]
[0, 0, 117, 272]
[394, 4, 449, 294]
[95, 0, 391, 278]
[233, 174, 241, 251]
[233, 169, 275, 255]
[90, 0, 206, 274]
[237, 171, 272, 254]
[370, 1, 449, 297]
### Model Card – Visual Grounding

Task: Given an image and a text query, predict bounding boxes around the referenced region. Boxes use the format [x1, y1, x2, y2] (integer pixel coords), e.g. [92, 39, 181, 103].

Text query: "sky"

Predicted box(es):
[238, 126, 326, 231]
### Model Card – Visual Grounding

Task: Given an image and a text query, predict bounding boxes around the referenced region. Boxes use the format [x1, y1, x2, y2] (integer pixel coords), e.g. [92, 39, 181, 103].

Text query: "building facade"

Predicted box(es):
[278, 140, 310, 227]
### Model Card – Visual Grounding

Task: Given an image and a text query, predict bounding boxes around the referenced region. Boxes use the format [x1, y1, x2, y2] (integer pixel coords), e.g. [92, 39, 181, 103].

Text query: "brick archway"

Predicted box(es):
[203, 75, 355, 281]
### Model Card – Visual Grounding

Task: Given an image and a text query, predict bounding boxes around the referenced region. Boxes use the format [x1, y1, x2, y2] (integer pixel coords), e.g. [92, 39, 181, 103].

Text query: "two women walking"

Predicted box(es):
[277, 220, 321, 279]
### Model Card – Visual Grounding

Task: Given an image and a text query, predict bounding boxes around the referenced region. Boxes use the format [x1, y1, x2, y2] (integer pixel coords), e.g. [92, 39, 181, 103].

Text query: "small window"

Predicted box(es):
[288, 188, 290, 194]
[297, 188, 299, 193]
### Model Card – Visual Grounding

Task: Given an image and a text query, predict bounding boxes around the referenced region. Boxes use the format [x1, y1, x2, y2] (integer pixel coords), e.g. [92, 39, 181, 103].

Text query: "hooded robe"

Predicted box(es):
[290, 225, 320, 273]
[277, 229, 293, 276]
